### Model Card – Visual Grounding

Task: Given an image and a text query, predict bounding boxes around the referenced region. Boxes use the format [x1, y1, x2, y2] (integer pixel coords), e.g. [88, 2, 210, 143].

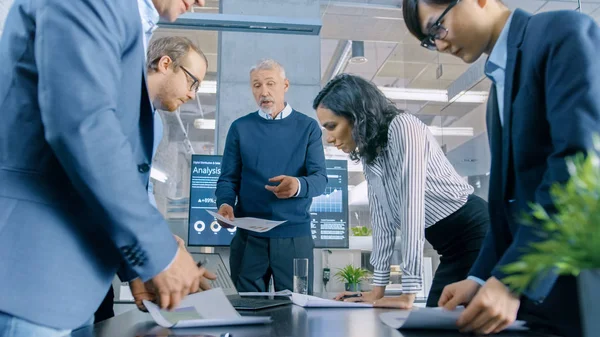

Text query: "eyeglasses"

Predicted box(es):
[180, 66, 200, 92]
[420, 0, 461, 50]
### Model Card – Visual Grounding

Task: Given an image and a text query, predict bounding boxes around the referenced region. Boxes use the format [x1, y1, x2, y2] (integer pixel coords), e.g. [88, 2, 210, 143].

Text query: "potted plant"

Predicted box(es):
[335, 265, 370, 292]
[351, 226, 372, 236]
[501, 137, 600, 337]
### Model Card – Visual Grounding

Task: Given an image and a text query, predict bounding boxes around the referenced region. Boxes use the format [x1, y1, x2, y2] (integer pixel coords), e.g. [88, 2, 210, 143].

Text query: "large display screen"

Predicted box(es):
[187, 155, 237, 246]
[188, 155, 349, 248]
[310, 160, 349, 248]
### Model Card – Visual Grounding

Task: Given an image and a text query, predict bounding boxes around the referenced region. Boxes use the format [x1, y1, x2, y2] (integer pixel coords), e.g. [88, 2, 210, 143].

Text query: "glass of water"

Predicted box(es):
[293, 258, 309, 294]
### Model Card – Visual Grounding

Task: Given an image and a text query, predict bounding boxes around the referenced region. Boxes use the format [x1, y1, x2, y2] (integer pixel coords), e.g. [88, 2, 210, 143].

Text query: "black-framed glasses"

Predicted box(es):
[420, 0, 461, 50]
[180, 66, 200, 92]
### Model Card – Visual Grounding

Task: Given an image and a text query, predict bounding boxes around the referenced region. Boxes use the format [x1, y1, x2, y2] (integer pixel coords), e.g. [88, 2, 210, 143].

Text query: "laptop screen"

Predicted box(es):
[191, 253, 238, 296]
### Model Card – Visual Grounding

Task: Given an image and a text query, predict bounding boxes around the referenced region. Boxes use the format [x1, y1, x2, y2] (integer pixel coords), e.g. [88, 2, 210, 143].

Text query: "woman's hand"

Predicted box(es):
[373, 293, 416, 309]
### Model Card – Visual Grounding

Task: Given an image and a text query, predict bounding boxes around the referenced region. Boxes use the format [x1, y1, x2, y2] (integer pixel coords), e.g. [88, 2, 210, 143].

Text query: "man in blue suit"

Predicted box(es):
[0, 0, 209, 335]
[403, 0, 600, 335]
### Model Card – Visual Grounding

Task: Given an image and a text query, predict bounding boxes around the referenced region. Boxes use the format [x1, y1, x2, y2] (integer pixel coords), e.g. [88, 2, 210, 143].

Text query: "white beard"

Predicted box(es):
[259, 106, 273, 116]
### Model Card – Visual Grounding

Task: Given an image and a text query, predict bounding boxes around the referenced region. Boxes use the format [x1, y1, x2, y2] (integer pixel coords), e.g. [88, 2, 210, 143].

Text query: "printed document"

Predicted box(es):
[206, 210, 286, 233]
[292, 293, 372, 308]
[144, 288, 272, 328]
[379, 307, 528, 331]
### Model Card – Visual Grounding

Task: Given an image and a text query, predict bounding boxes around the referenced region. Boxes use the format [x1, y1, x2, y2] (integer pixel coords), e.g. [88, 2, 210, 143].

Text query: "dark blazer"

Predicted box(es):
[469, 8, 600, 334]
[0, 0, 178, 329]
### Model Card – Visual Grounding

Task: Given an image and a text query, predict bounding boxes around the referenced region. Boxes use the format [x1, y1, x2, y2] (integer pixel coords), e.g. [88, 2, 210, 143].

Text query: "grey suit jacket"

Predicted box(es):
[0, 0, 177, 329]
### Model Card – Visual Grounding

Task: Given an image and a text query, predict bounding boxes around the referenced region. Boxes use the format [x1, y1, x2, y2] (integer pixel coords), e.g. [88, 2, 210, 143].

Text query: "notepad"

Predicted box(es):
[291, 293, 373, 308]
[144, 288, 272, 328]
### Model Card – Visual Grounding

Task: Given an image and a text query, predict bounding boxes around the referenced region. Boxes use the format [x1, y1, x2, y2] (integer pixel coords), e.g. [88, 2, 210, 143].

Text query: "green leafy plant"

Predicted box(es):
[351, 226, 372, 236]
[502, 136, 600, 294]
[335, 265, 370, 285]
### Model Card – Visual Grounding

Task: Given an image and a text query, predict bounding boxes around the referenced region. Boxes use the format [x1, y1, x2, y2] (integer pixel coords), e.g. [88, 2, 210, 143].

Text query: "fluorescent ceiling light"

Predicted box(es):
[448, 90, 489, 104]
[150, 167, 168, 183]
[196, 80, 486, 104]
[194, 119, 472, 137]
[158, 13, 321, 35]
[197, 80, 217, 94]
[194, 118, 216, 130]
[379, 87, 488, 103]
[380, 87, 447, 102]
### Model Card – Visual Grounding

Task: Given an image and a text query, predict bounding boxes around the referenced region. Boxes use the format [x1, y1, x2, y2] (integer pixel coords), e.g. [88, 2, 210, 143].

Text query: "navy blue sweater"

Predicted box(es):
[215, 110, 327, 237]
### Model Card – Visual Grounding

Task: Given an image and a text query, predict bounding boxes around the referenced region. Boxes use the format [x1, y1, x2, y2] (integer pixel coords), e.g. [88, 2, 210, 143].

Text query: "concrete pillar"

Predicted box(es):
[215, 0, 321, 154]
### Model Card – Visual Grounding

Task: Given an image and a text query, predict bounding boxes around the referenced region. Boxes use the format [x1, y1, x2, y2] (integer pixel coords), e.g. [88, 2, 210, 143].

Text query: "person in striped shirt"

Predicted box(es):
[314, 73, 490, 308]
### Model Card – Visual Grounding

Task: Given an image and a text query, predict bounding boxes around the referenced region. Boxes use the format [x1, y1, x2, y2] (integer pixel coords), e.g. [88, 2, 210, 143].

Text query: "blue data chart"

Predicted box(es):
[310, 160, 349, 248]
[187, 155, 236, 246]
[310, 187, 343, 213]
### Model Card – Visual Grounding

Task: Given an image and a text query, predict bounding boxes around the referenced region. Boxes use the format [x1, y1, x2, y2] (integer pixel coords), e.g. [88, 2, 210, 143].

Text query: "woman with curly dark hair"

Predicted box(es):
[314, 73, 490, 309]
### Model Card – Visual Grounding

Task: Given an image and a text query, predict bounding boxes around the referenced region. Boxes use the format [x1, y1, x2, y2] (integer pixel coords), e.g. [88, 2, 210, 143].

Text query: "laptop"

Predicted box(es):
[191, 253, 292, 310]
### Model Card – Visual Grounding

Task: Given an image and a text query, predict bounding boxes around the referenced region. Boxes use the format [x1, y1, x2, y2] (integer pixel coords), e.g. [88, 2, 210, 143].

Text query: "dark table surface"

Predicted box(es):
[70, 303, 557, 337]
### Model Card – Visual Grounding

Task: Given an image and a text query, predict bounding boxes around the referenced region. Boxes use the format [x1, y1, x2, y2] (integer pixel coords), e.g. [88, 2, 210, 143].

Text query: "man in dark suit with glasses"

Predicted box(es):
[403, 0, 600, 335]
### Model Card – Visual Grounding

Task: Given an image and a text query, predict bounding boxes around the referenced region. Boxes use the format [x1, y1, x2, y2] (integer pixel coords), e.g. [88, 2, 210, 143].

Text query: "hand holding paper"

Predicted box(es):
[216, 204, 235, 229]
[144, 288, 271, 328]
[379, 307, 527, 331]
[206, 210, 286, 233]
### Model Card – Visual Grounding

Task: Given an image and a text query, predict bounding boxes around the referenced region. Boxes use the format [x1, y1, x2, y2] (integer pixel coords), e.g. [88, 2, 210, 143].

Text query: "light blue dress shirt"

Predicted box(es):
[484, 12, 514, 128]
[138, 0, 162, 208]
[468, 12, 514, 288]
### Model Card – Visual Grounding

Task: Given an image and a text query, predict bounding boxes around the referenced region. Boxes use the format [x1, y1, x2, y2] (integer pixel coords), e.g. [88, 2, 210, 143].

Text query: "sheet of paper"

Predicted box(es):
[119, 283, 134, 301]
[144, 288, 272, 328]
[239, 289, 292, 297]
[206, 210, 286, 233]
[379, 307, 528, 331]
[291, 293, 373, 308]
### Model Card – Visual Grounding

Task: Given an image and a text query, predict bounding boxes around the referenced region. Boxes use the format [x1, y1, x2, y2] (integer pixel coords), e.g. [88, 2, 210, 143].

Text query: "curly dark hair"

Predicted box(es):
[313, 74, 402, 165]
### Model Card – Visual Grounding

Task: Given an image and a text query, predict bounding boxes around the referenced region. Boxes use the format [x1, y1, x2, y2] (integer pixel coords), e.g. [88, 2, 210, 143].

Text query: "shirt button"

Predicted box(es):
[138, 164, 150, 173]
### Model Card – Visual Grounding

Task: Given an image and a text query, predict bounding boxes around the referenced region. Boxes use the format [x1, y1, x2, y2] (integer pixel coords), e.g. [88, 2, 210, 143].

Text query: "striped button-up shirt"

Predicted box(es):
[365, 113, 473, 293]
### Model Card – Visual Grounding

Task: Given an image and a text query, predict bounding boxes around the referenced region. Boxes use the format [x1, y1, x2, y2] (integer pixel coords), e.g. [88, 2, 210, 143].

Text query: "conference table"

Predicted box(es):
[70, 298, 560, 337]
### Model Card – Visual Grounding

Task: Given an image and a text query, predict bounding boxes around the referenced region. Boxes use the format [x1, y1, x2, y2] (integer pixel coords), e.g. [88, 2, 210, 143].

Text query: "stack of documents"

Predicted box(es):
[144, 288, 272, 328]
[291, 293, 372, 308]
[379, 307, 528, 330]
[206, 210, 286, 233]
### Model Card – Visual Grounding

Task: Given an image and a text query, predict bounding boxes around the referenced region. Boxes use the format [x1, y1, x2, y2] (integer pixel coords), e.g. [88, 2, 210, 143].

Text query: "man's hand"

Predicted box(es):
[196, 265, 218, 291]
[130, 278, 155, 312]
[454, 277, 520, 335]
[373, 293, 416, 309]
[148, 246, 203, 310]
[439, 279, 481, 310]
[265, 175, 299, 199]
[173, 234, 186, 248]
[216, 204, 235, 229]
[131, 264, 217, 312]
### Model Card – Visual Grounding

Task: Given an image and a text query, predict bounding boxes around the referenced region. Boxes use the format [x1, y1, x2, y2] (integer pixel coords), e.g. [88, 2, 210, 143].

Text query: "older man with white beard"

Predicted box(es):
[216, 59, 327, 295]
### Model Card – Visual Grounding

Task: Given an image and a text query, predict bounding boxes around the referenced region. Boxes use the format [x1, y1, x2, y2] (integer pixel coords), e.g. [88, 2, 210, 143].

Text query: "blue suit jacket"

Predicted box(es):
[0, 0, 177, 329]
[470, 9, 600, 303]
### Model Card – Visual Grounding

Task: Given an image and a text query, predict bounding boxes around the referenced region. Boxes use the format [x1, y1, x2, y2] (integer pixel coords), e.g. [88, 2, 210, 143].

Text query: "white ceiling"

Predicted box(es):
[160, 0, 600, 186]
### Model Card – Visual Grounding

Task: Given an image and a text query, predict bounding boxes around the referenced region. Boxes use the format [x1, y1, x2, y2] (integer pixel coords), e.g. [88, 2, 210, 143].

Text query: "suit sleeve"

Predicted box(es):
[491, 14, 600, 301]
[35, 0, 177, 282]
[296, 121, 328, 198]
